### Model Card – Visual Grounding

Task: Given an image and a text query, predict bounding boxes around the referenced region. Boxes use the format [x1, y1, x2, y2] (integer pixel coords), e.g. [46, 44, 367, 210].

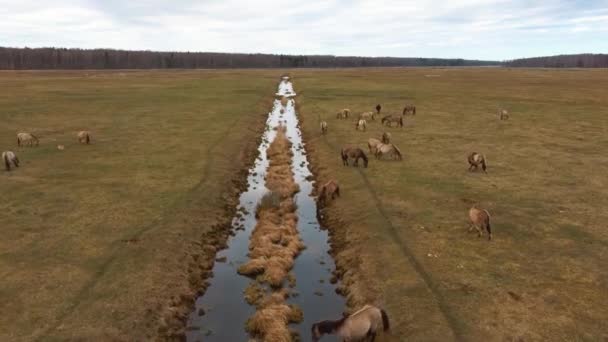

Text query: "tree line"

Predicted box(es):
[505, 54, 608, 68]
[0, 47, 499, 69]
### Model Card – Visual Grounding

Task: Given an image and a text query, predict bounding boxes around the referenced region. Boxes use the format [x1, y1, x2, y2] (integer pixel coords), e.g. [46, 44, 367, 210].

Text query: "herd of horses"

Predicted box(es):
[3, 131, 92, 171]
[318, 103, 504, 244]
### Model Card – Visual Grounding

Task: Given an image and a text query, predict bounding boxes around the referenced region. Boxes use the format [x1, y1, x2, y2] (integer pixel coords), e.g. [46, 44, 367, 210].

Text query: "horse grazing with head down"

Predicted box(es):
[381, 115, 403, 128]
[17, 132, 39, 147]
[341, 147, 368, 168]
[468, 152, 487, 173]
[336, 109, 350, 119]
[375, 143, 402, 160]
[469, 205, 492, 240]
[356, 119, 367, 131]
[367, 138, 382, 154]
[320, 121, 328, 135]
[318, 180, 340, 206]
[77, 131, 92, 144]
[2, 151, 19, 171]
[403, 104, 416, 116]
[312, 305, 390, 342]
[359, 111, 375, 121]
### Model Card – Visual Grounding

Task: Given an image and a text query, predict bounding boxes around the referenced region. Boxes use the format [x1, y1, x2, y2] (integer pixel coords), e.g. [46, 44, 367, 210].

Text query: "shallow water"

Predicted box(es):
[186, 79, 344, 341]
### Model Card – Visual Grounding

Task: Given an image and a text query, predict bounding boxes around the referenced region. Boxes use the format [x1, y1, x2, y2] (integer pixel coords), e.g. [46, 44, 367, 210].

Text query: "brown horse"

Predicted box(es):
[469, 205, 492, 240]
[403, 104, 416, 115]
[2, 151, 19, 171]
[381, 132, 391, 144]
[77, 131, 91, 144]
[318, 180, 340, 206]
[312, 305, 390, 342]
[341, 147, 368, 168]
[381, 115, 403, 128]
[468, 152, 487, 173]
[375, 104, 382, 115]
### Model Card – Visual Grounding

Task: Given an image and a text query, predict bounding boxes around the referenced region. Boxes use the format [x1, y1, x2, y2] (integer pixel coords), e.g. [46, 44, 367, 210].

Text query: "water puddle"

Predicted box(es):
[186, 78, 344, 341]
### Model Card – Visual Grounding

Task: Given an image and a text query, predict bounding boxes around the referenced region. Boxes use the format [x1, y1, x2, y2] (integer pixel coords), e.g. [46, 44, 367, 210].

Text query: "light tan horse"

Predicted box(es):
[320, 121, 328, 135]
[468, 152, 487, 173]
[77, 131, 91, 144]
[17, 132, 39, 147]
[336, 109, 350, 119]
[381, 132, 391, 144]
[375, 143, 403, 160]
[2, 151, 19, 171]
[356, 119, 367, 131]
[403, 104, 416, 115]
[312, 304, 390, 342]
[318, 180, 340, 206]
[367, 138, 382, 154]
[498, 109, 509, 120]
[359, 111, 375, 121]
[469, 205, 492, 240]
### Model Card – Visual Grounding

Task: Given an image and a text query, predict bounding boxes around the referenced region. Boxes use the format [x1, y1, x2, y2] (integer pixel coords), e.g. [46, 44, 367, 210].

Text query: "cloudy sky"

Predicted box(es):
[1, 0, 607, 60]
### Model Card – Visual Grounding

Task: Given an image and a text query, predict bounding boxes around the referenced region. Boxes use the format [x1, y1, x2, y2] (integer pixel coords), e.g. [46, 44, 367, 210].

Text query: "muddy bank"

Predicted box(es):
[153, 99, 272, 340]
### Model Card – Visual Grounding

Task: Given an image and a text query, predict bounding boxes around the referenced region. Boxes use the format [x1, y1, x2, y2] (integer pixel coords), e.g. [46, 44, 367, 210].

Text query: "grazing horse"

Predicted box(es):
[381, 132, 392, 144]
[318, 180, 340, 206]
[17, 132, 39, 147]
[403, 104, 416, 115]
[356, 119, 367, 131]
[375, 143, 403, 160]
[359, 111, 375, 121]
[468, 152, 487, 173]
[469, 205, 492, 240]
[77, 131, 91, 144]
[381, 115, 403, 128]
[312, 305, 390, 342]
[341, 147, 368, 168]
[375, 104, 382, 115]
[2, 151, 19, 171]
[320, 121, 328, 135]
[498, 109, 509, 120]
[367, 138, 382, 154]
[336, 109, 350, 119]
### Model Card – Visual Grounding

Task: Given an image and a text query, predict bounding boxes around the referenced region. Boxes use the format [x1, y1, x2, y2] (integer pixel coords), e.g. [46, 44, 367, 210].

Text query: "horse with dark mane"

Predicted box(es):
[312, 304, 390, 342]
[375, 104, 382, 115]
[381, 132, 391, 144]
[318, 180, 340, 206]
[468, 152, 487, 173]
[17, 132, 39, 147]
[381, 115, 403, 128]
[403, 104, 416, 115]
[341, 147, 368, 168]
[469, 205, 492, 240]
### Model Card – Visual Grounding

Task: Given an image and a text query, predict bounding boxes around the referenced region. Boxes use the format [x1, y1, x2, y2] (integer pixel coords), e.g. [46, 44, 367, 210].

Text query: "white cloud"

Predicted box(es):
[0, 0, 606, 60]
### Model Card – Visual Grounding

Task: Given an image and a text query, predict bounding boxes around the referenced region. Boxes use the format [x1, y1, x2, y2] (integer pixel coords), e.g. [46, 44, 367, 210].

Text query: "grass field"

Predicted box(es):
[296, 68, 608, 341]
[0, 70, 278, 340]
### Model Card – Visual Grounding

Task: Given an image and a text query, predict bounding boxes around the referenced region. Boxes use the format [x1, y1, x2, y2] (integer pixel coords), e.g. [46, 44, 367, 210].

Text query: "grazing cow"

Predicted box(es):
[469, 206, 492, 240]
[356, 119, 367, 131]
[77, 131, 91, 144]
[312, 305, 390, 342]
[17, 132, 39, 147]
[320, 121, 328, 135]
[2, 151, 19, 171]
[468, 152, 487, 173]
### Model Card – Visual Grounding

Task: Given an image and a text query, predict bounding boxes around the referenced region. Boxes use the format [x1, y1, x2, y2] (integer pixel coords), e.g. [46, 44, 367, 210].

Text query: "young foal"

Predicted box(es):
[341, 147, 368, 168]
[469, 205, 492, 240]
[312, 305, 390, 342]
[2, 151, 19, 171]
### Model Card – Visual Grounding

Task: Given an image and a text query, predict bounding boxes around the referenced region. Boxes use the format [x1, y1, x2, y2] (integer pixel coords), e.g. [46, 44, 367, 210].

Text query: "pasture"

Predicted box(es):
[296, 68, 608, 341]
[0, 70, 277, 340]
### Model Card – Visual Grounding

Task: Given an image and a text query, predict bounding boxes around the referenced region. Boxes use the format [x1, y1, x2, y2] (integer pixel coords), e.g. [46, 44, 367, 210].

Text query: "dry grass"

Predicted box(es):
[0, 69, 280, 341]
[296, 68, 608, 341]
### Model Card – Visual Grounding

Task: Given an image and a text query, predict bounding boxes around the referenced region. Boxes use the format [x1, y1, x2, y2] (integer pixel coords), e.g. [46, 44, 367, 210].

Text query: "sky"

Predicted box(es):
[0, 0, 607, 61]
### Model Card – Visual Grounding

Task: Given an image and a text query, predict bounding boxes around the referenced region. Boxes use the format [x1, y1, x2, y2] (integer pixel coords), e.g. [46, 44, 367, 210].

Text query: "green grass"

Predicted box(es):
[296, 68, 608, 341]
[0, 70, 279, 340]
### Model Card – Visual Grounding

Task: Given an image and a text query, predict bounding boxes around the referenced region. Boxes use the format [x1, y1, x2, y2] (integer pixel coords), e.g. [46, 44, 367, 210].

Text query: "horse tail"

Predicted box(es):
[335, 185, 340, 197]
[3, 153, 10, 171]
[481, 155, 487, 172]
[393, 144, 403, 160]
[380, 309, 390, 331]
[361, 151, 369, 167]
[17, 136, 21, 146]
[413, 106, 416, 115]
[484, 210, 492, 240]
[13, 155, 19, 167]
[86, 134, 90, 144]
[31, 133, 39, 145]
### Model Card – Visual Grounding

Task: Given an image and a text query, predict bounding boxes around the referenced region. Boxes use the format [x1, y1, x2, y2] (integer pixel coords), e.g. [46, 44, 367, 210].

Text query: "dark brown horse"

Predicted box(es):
[403, 104, 416, 115]
[375, 104, 382, 115]
[318, 180, 340, 206]
[341, 147, 368, 168]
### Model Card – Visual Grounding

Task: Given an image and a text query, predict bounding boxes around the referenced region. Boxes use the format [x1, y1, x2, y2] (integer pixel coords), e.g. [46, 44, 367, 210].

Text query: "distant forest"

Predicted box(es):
[0, 47, 498, 69]
[506, 54, 608, 68]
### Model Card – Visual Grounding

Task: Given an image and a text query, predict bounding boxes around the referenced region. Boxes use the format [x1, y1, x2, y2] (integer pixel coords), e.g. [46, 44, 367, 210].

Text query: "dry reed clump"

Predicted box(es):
[255, 191, 281, 218]
[245, 297, 303, 342]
